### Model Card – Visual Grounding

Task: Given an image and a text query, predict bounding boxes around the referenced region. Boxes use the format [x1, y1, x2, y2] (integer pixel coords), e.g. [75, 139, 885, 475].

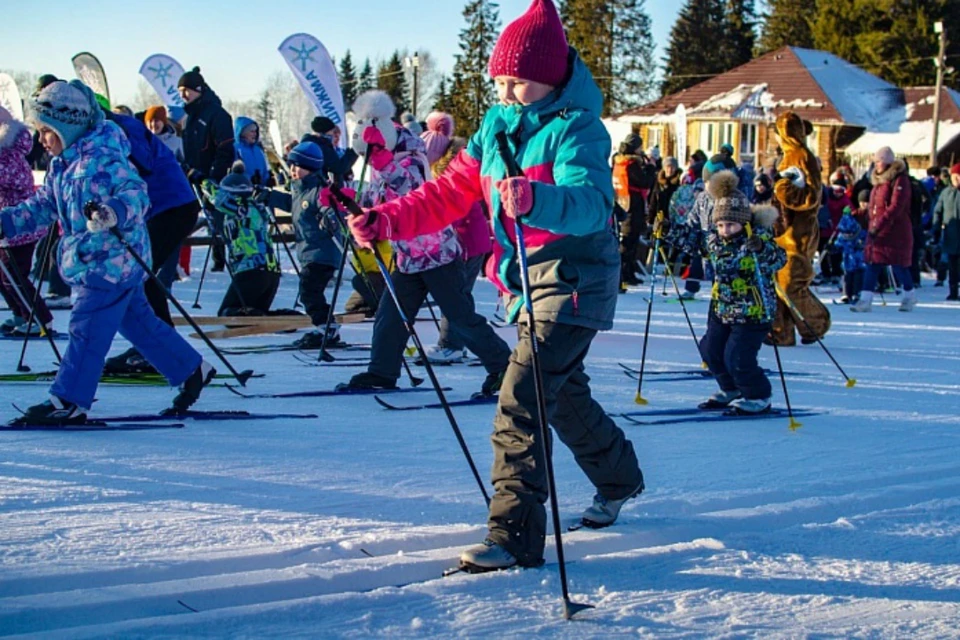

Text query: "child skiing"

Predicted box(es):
[0, 80, 213, 424]
[0, 106, 55, 336]
[343, 0, 644, 572]
[336, 90, 510, 396]
[835, 209, 867, 304]
[261, 141, 345, 347]
[695, 171, 787, 414]
[202, 162, 281, 316]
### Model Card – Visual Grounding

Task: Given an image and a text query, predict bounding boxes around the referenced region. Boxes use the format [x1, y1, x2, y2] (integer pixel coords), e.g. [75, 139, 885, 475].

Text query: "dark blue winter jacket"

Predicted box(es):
[107, 112, 196, 220]
[265, 171, 341, 268]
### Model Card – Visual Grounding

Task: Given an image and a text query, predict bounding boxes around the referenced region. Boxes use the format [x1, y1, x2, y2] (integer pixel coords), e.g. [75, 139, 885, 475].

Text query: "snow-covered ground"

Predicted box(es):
[1, 261, 959, 638]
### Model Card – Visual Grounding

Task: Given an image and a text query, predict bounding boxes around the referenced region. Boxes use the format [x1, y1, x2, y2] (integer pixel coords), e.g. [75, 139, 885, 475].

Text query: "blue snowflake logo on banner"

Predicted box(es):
[148, 63, 175, 88]
[289, 41, 318, 72]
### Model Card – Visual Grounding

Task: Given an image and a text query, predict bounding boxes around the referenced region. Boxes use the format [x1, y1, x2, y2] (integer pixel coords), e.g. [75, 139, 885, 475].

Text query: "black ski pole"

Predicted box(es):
[314, 230, 351, 363]
[657, 244, 704, 364]
[0, 246, 62, 364]
[634, 235, 661, 405]
[191, 240, 212, 309]
[17, 223, 59, 373]
[82, 202, 253, 387]
[329, 184, 488, 506]
[495, 131, 592, 620]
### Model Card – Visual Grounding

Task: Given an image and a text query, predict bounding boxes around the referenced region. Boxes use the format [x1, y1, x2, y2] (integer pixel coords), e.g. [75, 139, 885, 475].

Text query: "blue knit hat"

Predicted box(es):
[288, 141, 324, 172]
[31, 80, 103, 150]
[220, 161, 254, 195]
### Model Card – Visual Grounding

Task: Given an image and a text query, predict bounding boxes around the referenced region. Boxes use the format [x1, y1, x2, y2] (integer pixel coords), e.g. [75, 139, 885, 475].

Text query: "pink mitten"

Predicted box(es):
[319, 186, 355, 208]
[348, 209, 391, 249]
[497, 176, 533, 219]
[362, 126, 393, 170]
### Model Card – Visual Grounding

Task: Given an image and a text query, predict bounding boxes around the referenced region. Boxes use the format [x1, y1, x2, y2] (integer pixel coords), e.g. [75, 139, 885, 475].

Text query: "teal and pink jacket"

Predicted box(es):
[376, 50, 619, 330]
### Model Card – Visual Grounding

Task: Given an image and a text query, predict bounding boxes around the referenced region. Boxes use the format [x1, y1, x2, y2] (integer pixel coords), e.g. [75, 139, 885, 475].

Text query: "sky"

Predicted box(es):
[0, 0, 681, 106]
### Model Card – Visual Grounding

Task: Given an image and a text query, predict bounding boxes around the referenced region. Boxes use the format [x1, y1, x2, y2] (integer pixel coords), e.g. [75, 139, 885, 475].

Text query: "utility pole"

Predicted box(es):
[931, 21, 947, 167]
[405, 52, 420, 118]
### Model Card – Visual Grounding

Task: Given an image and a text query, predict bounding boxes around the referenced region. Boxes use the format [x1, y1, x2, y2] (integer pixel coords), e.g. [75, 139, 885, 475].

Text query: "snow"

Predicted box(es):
[1, 261, 960, 638]
[844, 121, 960, 159]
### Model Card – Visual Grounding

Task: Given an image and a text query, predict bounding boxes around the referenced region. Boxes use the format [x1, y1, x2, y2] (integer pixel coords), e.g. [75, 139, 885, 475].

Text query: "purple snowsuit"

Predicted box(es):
[0, 119, 200, 409]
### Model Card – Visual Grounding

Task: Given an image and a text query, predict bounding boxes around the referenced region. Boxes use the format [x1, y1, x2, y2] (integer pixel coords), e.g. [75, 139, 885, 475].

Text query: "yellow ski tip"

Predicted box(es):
[845, 378, 857, 388]
[788, 418, 803, 431]
[634, 393, 649, 405]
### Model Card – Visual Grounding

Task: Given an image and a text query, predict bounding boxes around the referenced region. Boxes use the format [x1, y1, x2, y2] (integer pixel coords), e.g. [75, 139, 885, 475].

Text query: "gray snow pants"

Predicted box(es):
[488, 321, 644, 566]
[368, 259, 511, 381]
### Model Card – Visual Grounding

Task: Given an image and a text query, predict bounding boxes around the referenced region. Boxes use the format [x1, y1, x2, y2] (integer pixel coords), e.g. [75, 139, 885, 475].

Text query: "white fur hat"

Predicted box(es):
[351, 90, 398, 155]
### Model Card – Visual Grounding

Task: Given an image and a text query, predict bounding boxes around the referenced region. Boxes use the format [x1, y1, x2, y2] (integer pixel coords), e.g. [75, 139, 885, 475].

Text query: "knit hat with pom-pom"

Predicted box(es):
[177, 67, 206, 92]
[220, 160, 254, 195]
[709, 170, 752, 226]
[488, 0, 569, 87]
[421, 111, 455, 165]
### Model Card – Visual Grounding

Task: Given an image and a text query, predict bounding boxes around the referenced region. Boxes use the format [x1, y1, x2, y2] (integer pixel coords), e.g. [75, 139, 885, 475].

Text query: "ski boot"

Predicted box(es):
[898, 289, 917, 312]
[337, 371, 398, 391]
[1, 316, 25, 335]
[850, 291, 874, 313]
[579, 481, 645, 529]
[698, 389, 741, 410]
[423, 345, 467, 365]
[458, 539, 518, 573]
[11, 396, 87, 426]
[725, 397, 772, 416]
[163, 361, 216, 416]
[478, 370, 506, 397]
[104, 347, 158, 374]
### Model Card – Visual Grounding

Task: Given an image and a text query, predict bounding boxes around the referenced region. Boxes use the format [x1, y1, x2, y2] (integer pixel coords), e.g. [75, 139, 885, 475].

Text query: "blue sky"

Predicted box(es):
[0, 0, 681, 105]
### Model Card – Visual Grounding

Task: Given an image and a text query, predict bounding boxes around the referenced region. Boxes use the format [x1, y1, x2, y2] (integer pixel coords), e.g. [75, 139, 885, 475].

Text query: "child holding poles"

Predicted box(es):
[343, 0, 644, 572]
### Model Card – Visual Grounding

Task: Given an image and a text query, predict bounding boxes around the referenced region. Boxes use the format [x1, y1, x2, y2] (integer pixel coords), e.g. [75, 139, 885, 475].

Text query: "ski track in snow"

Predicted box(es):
[1, 271, 959, 637]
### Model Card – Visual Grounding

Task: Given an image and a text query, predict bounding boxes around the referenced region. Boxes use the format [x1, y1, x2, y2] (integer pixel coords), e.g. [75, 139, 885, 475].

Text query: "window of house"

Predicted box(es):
[740, 123, 758, 158]
[699, 122, 716, 154]
[647, 126, 663, 149]
[719, 122, 736, 149]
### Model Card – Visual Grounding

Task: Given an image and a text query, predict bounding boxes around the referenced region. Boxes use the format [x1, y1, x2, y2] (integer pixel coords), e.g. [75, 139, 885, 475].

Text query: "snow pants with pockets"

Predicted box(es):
[146, 201, 201, 326]
[367, 259, 511, 381]
[0, 242, 54, 326]
[437, 254, 485, 352]
[52, 279, 201, 410]
[299, 262, 336, 326]
[700, 313, 772, 400]
[488, 321, 644, 567]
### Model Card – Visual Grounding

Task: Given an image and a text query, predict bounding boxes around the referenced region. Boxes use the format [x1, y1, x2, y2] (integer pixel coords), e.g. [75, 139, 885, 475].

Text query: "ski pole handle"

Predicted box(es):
[495, 131, 523, 178]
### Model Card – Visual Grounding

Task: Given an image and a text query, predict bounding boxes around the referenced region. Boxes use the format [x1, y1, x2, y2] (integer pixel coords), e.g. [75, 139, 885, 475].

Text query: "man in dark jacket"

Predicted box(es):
[178, 67, 235, 270]
[300, 116, 358, 183]
[612, 132, 655, 286]
[932, 163, 960, 301]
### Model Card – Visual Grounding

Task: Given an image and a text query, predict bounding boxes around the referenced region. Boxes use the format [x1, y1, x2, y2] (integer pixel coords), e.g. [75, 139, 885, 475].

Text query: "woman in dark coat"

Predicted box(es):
[851, 146, 916, 312]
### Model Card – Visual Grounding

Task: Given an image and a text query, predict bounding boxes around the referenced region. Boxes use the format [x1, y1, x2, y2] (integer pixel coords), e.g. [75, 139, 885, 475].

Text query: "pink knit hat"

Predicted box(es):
[421, 112, 455, 165]
[488, 0, 569, 88]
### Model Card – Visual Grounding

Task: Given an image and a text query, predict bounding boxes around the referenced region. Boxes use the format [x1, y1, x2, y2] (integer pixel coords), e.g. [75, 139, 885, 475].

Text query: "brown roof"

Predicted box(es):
[620, 46, 899, 127]
[902, 87, 960, 122]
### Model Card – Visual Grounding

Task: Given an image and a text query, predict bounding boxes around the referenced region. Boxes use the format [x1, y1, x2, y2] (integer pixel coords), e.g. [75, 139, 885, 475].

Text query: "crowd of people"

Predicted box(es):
[0, 0, 956, 577]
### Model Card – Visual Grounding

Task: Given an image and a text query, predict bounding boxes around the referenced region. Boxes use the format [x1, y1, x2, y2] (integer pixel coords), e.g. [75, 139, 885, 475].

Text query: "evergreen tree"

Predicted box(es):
[758, 0, 814, 53]
[256, 89, 272, 129]
[723, 0, 756, 67]
[810, 1, 865, 66]
[561, 0, 657, 114]
[449, 0, 501, 136]
[661, 0, 727, 96]
[433, 75, 455, 113]
[377, 51, 409, 114]
[339, 50, 358, 110]
[357, 58, 375, 96]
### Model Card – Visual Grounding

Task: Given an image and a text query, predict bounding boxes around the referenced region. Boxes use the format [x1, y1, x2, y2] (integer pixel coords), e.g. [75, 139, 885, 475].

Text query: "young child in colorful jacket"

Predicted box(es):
[203, 162, 280, 316]
[0, 80, 213, 424]
[333, 90, 510, 395]
[696, 170, 786, 414]
[835, 209, 867, 303]
[343, 0, 644, 572]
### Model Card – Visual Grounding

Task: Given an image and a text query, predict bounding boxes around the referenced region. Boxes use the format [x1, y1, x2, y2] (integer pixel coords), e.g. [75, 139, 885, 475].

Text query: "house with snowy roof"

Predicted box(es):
[604, 46, 929, 177]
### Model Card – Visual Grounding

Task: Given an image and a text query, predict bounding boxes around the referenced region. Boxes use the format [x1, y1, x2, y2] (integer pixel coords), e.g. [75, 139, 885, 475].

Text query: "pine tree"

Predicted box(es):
[449, 0, 501, 136]
[561, 0, 656, 114]
[357, 58, 375, 96]
[723, 0, 756, 67]
[256, 89, 272, 128]
[661, 0, 727, 96]
[758, 0, 814, 53]
[810, 1, 865, 66]
[339, 50, 358, 110]
[377, 51, 409, 114]
[433, 75, 455, 113]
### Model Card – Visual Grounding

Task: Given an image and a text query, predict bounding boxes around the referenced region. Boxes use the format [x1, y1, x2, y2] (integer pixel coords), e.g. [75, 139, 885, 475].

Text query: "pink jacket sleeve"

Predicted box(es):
[376, 150, 484, 242]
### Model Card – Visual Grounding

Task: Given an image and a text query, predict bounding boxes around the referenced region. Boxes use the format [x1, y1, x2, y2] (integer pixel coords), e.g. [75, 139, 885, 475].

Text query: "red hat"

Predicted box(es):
[951, 162, 960, 176]
[488, 0, 569, 88]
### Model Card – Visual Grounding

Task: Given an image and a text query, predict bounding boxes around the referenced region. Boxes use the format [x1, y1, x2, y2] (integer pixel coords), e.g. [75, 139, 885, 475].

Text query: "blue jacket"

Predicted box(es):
[107, 112, 195, 219]
[234, 117, 271, 187]
[835, 213, 866, 272]
[0, 120, 151, 287]
[265, 172, 341, 268]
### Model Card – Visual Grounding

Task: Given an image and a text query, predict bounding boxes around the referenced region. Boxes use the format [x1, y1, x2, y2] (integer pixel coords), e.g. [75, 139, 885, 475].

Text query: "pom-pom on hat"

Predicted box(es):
[288, 141, 324, 172]
[709, 170, 752, 226]
[177, 67, 205, 92]
[220, 160, 254, 195]
[488, 0, 569, 88]
[421, 111, 455, 165]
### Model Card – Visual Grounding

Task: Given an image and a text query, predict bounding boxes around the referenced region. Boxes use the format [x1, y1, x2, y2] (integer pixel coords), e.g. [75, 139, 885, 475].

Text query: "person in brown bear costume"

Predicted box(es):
[770, 111, 830, 345]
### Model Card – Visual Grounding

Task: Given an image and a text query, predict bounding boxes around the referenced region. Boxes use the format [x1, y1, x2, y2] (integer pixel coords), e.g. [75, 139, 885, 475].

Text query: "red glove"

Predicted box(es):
[497, 176, 534, 219]
[319, 186, 356, 208]
[362, 126, 393, 171]
[348, 209, 391, 249]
